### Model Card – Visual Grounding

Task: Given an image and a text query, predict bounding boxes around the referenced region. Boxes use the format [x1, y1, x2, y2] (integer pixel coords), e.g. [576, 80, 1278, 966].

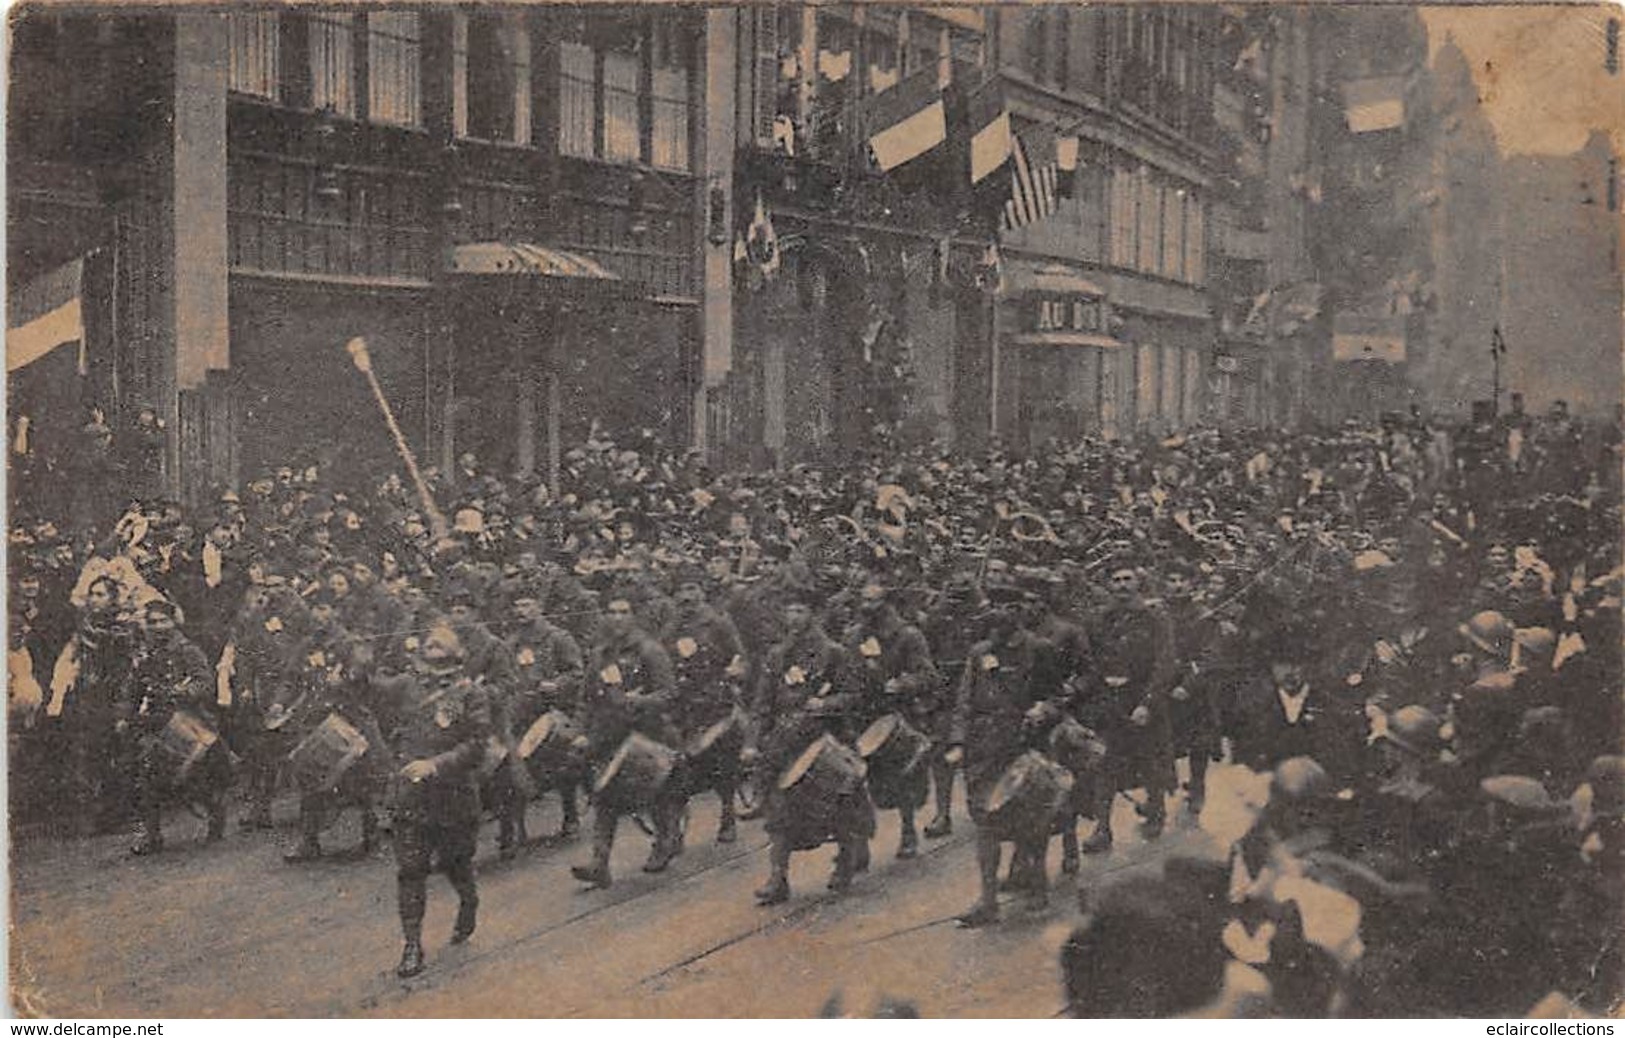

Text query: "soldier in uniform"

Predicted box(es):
[1161, 560, 1224, 814]
[384, 623, 492, 979]
[945, 575, 1052, 927]
[122, 599, 231, 855]
[661, 569, 749, 844]
[1076, 565, 1176, 853]
[570, 596, 685, 888]
[846, 582, 942, 859]
[494, 594, 587, 851]
[918, 574, 980, 837]
[744, 585, 874, 905]
[280, 627, 389, 863]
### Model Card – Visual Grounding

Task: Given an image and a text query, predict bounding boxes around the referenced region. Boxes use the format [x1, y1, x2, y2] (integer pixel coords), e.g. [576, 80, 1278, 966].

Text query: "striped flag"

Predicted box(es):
[1002, 125, 1060, 231]
[7, 258, 86, 375]
[965, 73, 1011, 185]
[863, 66, 948, 173]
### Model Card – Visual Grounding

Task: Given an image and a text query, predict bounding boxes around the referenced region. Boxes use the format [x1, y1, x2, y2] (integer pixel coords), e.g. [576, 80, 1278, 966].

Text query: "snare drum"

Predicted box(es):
[155, 709, 220, 786]
[287, 712, 369, 792]
[593, 732, 679, 809]
[982, 751, 1073, 841]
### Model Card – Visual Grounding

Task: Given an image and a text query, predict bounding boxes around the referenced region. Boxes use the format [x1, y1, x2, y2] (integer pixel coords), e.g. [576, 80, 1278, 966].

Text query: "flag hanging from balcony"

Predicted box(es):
[966, 74, 1012, 185]
[862, 66, 948, 173]
[1343, 76, 1406, 133]
[744, 192, 781, 281]
[7, 258, 86, 375]
[1002, 124, 1060, 230]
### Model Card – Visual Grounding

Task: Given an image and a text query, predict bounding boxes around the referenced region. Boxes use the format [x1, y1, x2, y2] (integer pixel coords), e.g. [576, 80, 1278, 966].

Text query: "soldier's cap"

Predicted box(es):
[1383, 704, 1446, 757]
[142, 598, 182, 625]
[1467, 669, 1519, 696]
[1480, 774, 1563, 817]
[1271, 756, 1331, 801]
[1459, 610, 1514, 656]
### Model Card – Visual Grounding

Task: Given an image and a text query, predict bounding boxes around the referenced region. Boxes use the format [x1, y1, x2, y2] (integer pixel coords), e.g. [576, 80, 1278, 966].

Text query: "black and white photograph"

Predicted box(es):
[5, 0, 1623, 1020]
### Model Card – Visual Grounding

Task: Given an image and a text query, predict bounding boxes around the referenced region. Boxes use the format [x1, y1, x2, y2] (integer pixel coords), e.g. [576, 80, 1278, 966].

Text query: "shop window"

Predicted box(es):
[309, 11, 356, 117]
[558, 36, 596, 159]
[229, 10, 279, 100]
[455, 10, 531, 144]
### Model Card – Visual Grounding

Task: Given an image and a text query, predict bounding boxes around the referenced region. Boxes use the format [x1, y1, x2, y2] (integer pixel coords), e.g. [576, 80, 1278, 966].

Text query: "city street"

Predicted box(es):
[10, 767, 1235, 1018]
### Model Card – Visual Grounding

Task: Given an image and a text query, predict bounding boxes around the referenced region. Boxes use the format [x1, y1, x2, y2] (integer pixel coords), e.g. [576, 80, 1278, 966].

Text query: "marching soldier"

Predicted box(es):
[384, 624, 492, 979]
[662, 569, 749, 844]
[744, 585, 874, 905]
[570, 595, 685, 888]
[494, 594, 587, 851]
[919, 573, 981, 837]
[1160, 561, 1224, 814]
[1075, 565, 1176, 853]
[122, 599, 232, 855]
[847, 582, 942, 860]
[945, 574, 1052, 927]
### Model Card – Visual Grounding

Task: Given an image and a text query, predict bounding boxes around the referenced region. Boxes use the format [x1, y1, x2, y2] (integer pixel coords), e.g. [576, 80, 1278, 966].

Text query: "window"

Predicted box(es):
[556, 11, 696, 169]
[456, 11, 531, 143]
[1022, 8, 1047, 82]
[559, 38, 595, 158]
[367, 11, 421, 127]
[309, 11, 356, 117]
[228, 11, 279, 100]
[903, 11, 940, 79]
[865, 12, 901, 95]
[1162, 184, 1184, 280]
[603, 45, 641, 162]
[1184, 193, 1205, 284]
[1137, 167, 1160, 273]
[650, 13, 692, 170]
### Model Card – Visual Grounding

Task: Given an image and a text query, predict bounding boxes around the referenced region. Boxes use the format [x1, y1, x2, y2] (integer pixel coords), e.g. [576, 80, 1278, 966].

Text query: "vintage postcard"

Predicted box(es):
[7, 0, 1623, 1020]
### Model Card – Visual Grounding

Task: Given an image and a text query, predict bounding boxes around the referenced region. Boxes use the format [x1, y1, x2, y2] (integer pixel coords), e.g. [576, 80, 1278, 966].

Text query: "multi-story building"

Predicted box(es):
[988, 5, 1219, 450]
[1500, 130, 1623, 417]
[10, 6, 726, 502]
[721, 4, 999, 463]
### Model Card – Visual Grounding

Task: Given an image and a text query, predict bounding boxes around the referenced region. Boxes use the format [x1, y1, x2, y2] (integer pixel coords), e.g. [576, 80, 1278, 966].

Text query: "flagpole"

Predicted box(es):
[109, 213, 121, 412]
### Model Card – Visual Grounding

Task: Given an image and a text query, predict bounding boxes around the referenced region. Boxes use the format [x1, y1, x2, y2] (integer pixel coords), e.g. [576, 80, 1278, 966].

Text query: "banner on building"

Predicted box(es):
[8, 257, 86, 374]
[965, 73, 1011, 185]
[1343, 76, 1406, 133]
[862, 66, 948, 173]
[1333, 313, 1407, 364]
[1003, 124, 1060, 230]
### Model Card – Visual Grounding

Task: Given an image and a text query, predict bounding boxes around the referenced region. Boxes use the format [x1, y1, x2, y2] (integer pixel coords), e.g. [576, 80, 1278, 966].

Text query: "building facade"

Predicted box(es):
[988, 5, 1219, 450]
[10, 6, 725, 502]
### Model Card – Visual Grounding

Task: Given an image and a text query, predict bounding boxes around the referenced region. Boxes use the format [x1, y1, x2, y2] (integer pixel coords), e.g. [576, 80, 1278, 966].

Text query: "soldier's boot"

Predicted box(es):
[897, 805, 920, 860]
[558, 787, 581, 841]
[1186, 755, 1209, 816]
[1060, 827, 1082, 876]
[828, 842, 857, 892]
[447, 858, 478, 945]
[1139, 785, 1167, 840]
[1081, 788, 1115, 854]
[642, 801, 684, 874]
[284, 795, 325, 863]
[956, 831, 1002, 928]
[715, 785, 738, 844]
[395, 877, 427, 979]
[570, 809, 615, 889]
[754, 839, 791, 905]
[205, 793, 228, 842]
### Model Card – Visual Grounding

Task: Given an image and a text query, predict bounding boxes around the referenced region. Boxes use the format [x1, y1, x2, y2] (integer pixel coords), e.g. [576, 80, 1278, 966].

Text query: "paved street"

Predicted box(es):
[10, 765, 1237, 1018]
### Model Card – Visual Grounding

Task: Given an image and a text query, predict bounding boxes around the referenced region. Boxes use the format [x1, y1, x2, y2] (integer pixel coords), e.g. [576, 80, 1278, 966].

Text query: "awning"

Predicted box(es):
[1001, 260, 1106, 298]
[1009, 331, 1124, 350]
[445, 242, 638, 297]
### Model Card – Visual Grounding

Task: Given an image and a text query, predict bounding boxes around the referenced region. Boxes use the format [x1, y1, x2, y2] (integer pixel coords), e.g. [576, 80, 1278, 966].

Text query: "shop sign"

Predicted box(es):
[1028, 295, 1106, 335]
